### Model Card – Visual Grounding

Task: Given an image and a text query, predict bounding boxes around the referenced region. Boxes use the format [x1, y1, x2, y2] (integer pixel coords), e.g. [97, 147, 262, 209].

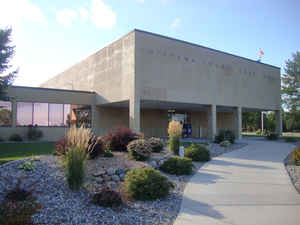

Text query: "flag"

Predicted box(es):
[258, 49, 264, 59]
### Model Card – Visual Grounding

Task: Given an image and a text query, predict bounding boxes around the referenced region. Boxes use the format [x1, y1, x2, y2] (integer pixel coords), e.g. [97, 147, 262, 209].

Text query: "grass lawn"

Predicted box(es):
[0, 142, 55, 165]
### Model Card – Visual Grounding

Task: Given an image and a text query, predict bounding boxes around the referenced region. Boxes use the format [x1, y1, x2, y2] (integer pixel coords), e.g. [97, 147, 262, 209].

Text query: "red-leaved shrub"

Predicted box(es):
[103, 127, 141, 152]
[55, 138, 69, 156]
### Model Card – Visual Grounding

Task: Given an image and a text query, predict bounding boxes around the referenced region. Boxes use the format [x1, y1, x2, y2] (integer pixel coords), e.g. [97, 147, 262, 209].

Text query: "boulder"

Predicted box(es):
[112, 175, 120, 182]
[93, 170, 106, 177]
[107, 168, 115, 176]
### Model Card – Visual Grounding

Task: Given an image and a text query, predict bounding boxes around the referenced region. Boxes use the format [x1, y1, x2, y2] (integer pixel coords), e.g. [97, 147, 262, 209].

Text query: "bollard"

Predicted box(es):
[179, 146, 185, 158]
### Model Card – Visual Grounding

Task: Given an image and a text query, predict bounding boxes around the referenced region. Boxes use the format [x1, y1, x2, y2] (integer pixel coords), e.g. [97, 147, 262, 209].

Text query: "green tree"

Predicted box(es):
[0, 27, 17, 98]
[281, 52, 300, 110]
[242, 112, 261, 131]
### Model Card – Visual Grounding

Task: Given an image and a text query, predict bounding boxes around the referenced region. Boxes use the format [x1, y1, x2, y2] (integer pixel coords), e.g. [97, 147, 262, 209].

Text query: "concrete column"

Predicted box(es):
[11, 98, 17, 128]
[208, 104, 217, 141]
[129, 98, 140, 132]
[91, 104, 100, 135]
[275, 109, 282, 136]
[234, 106, 242, 140]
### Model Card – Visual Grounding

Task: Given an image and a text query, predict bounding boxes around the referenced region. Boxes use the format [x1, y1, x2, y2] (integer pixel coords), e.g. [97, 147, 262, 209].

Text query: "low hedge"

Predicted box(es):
[124, 168, 173, 200]
[160, 156, 193, 175]
[184, 144, 210, 162]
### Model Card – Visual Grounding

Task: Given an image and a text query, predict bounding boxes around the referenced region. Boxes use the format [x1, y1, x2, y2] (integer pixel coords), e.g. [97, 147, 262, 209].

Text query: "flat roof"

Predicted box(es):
[133, 29, 280, 70]
[11, 85, 95, 94]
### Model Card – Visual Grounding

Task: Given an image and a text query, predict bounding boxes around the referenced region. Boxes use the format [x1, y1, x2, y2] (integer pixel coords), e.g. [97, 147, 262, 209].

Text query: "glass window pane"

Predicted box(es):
[49, 104, 63, 126]
[64, 104, 71, 126]
[71, 104, 91, 128]
[17, 102, 33, 126]
[33, 103, 48, 126]
[0, 101, 12, 126]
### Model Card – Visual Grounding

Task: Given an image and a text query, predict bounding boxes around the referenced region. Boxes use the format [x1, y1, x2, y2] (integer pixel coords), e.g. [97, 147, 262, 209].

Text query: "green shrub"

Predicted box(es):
[92, 187, 123, 207]
[256, 129, 262, 136]
[283, 136, 299, 143]
[27, 125, 43, 141]
[160, 156, 193, 175]
[148, 137, 164, 152]
[266, 132, 278, 140]
[184, 144, 210, 162]
[214, 129, 235, 144]
[220, 140, 231, 147]
[18, 161, 35, 171]
[103, 151, 114, 158]
[127, 139, 152, 161]
[9, 134, 23, 142]
[124, 167, 173, 200]
[64, 147, 88, 190]
[168, 121, 182, 155]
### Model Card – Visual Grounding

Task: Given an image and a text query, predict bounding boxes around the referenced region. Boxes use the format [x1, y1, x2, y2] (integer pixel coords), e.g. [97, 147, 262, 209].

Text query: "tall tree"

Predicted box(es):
[281, 52, 300, 110]
[0, 27, 17, 98]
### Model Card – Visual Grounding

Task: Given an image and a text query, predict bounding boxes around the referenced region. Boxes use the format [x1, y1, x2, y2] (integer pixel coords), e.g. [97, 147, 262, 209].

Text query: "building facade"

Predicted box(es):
[0, 29, 282, 141]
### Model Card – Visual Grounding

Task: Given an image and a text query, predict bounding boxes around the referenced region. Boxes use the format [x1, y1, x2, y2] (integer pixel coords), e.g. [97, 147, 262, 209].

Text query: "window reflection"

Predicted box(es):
[15, 102, 91, 127]
[49, 104, 63, 126]
[0, 101, 12, 126]
[33, 103, 48, 126]
[65, 104, 91, 128]
[17, 102, 33, 126]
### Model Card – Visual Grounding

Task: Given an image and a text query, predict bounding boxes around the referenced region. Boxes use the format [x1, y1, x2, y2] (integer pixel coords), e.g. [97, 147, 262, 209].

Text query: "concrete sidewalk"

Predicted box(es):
[174, 140, 300, 225]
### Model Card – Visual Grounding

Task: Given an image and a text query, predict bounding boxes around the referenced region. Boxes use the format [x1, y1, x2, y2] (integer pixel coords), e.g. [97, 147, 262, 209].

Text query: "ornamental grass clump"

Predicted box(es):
[66, 125, 92, 150]
[168, 120, 182, 155]
[64, 146, 88, 190]
[63, 126, 91, 190]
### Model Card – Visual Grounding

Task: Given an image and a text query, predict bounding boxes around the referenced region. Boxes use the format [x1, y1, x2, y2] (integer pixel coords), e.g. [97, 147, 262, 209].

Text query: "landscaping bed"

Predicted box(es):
[285, 142, 300, 194]
[0, 141, 247, 225]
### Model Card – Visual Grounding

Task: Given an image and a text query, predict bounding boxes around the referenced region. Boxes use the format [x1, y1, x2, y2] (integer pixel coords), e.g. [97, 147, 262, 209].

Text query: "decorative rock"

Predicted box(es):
[107, 168, 115, 176]
[103, 175, 111, 182]
[112, 175, 120, 182]
[119, 173, 125, 181]
[150, 161, 158, 168]
[108, 181, 118, 190]
[115, 168, 125, 175]
[95, 177, 104, 184]
[93, 170, 106, 177]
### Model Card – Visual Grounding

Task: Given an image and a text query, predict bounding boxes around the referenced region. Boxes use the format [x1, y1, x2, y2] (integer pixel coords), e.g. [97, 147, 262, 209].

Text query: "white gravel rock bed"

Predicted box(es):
[0, 155, 183, 225]
[0, 142, 247, 225]
[208, 142, 248, 157]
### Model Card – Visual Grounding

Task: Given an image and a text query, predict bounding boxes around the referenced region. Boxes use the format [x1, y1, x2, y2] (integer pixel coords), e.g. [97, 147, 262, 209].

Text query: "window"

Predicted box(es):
[49, 104, 63, 126]
[17, 102, 33, 126]
[0, 101, 12, 126]
[33, 103, 48, 126]
[15, 102, 91, 127]
[64, 104, 91, 128]
[64, 104, 71, 126]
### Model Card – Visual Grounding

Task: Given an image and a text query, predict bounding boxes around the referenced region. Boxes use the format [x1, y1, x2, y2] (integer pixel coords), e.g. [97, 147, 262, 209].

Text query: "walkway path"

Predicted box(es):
[174, 140, 300, 225]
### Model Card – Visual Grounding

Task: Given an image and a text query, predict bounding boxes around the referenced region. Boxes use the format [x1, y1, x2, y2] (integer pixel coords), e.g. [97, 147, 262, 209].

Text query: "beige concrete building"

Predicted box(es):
[0, 29, 282, 141]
